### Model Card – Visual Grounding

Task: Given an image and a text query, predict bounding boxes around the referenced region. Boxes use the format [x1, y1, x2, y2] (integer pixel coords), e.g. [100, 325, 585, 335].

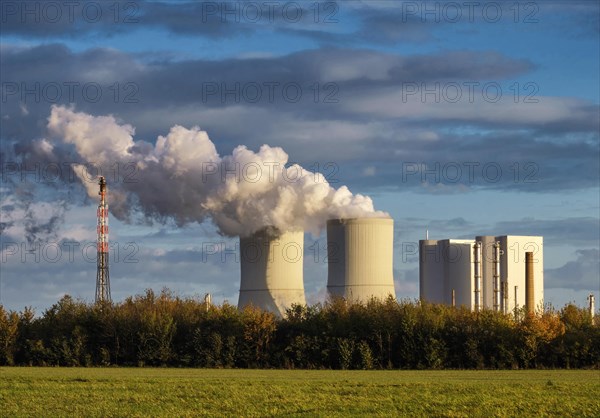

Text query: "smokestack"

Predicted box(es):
[238, 228, 305, 316]
[473, 241, 482, 312]
[525, 251, 535, 314]
[327, 218, 395, 303]
[589, 294, 596, 319]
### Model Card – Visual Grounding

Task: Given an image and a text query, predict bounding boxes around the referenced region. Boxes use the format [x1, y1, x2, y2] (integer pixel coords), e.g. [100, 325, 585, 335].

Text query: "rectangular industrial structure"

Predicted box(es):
[419, 235, 543, 313]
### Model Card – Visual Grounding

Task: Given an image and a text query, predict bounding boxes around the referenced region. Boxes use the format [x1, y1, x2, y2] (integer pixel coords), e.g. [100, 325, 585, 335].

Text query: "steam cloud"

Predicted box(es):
[34, 105, 387, 237]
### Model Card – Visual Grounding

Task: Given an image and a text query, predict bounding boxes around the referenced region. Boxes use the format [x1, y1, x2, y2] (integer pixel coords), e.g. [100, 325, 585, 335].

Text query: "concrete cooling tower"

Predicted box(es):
[327, 218, 396, 302]
[238, 228, 306, 316]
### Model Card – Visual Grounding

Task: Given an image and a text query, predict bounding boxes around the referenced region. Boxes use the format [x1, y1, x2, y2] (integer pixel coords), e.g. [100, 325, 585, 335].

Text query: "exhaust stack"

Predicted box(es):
[525, 252, 535, 314]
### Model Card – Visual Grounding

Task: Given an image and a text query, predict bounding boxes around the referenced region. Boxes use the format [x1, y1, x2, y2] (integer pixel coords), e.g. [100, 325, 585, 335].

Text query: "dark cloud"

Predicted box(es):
[0, 0, 341, 40]
[0, 0, 133, 38]
[341, 128, 599, 193]
[482, 217, 600, 248]
[1, 44, 597, 204]
[0, 45, 537, 137]
[393, 216, 600, 250]
[546, 249, 600, 291]
[3, 1, 596, 44]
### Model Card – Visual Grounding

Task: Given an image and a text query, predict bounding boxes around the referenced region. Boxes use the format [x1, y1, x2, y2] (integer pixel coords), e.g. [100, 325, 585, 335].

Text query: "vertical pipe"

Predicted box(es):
[474, 242, 482, 312]
[514, 285, 518, 317]
[525, 252, 535, 314]
[452, 289, 456, 307]
[204, 293, 212, 312]
[493, 241, 501, 312]
[589, 294, 595, 319]
[503, 281, 509, 314]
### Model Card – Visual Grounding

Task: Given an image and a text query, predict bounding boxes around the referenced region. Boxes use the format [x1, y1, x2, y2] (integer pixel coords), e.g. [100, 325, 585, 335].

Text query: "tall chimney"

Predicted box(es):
[525, 252, 535, 314]
[589, 294, 596, 319]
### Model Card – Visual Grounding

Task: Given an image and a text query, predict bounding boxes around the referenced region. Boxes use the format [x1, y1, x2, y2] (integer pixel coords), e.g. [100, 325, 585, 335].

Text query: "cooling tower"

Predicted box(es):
[238, 227, 306, 316]
[327, 218, 396, 302]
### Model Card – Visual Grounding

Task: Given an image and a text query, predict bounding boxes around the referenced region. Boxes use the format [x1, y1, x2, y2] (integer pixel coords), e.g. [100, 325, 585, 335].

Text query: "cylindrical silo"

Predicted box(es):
[327, 218, 396, 303]
[238, 227, 306, 317]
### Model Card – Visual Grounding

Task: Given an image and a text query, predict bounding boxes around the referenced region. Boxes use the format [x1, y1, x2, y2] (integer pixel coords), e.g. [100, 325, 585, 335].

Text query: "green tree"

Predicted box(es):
[0, 306, 19, 365]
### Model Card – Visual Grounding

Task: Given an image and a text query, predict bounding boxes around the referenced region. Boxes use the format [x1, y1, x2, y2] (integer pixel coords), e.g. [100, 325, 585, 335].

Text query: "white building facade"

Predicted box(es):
[419, 235, 543, 313]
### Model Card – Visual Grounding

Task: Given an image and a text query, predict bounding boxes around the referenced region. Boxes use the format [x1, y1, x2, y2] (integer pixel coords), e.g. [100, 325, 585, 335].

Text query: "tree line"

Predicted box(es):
[0, 289, 598, 369]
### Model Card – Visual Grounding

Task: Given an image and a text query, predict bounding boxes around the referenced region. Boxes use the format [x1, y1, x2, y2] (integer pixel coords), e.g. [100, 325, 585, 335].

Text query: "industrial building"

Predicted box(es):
[238, 227, 306, 317]
[326, 218, 396, 303]
[420, 235, 543, 313]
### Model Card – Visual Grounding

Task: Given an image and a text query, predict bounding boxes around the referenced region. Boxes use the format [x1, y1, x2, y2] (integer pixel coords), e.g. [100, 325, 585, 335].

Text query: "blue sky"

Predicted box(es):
[1, 0, 598, 312]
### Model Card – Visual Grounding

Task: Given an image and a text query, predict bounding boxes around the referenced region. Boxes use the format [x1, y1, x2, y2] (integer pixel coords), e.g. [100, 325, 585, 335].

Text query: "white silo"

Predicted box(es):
[238, 227, 306, 316]
[327, 218, 396, 302]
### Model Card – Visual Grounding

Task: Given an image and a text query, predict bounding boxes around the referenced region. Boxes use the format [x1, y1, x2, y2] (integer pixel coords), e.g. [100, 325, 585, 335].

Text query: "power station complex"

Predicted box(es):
[419, 236, 544, 313]
[236, 223, 545, 316]
[238, 218, 396, 316]
[94, 179, 548, 316]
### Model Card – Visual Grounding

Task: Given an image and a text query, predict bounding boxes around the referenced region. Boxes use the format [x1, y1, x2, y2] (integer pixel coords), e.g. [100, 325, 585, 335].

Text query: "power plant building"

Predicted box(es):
[238, 228, 306, 317]
[327, 218, 396, 302]
[420, 235, 543, 313]
[496, 235, 544, 313]
[419, 239, 476, 307]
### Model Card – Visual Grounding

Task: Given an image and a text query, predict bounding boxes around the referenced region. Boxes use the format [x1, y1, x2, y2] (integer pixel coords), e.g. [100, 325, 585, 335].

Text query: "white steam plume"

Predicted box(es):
[43, 105, 388, 236]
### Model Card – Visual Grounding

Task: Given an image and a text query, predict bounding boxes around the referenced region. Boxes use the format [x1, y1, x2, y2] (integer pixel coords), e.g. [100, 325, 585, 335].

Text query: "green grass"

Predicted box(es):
[0, 368, 598, 417]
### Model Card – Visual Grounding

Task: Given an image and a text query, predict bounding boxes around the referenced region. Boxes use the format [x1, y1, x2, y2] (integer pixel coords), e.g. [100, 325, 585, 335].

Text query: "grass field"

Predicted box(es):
[0, 368, 598, 417]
